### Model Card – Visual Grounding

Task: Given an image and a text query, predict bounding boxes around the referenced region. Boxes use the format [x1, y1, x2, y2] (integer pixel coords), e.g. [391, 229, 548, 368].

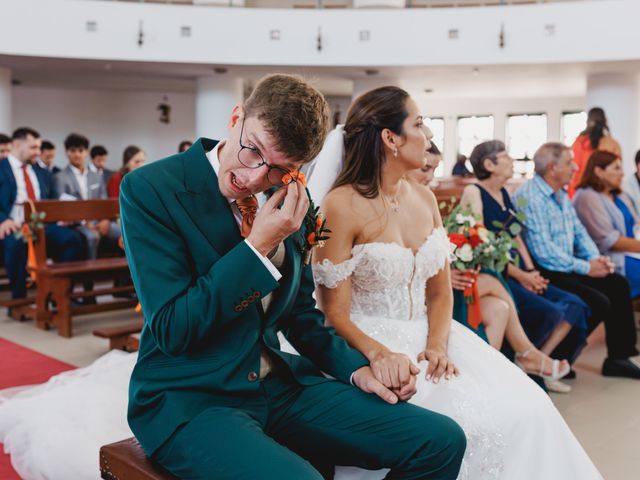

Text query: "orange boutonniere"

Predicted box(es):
[282, 170, 307, 187]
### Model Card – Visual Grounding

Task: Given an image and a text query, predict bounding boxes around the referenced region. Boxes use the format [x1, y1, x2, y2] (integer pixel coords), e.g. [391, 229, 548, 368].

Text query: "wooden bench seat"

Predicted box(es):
[100, 438, 176, 480]
[0, 296, 36, 321]
[25, 199, 139, 337]
[94, 320, 144, 351]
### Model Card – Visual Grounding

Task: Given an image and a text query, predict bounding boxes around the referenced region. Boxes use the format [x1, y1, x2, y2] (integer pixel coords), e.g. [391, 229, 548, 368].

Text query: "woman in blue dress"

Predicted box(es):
[573, 150, 640, 299]
[460, 140, 589, 393]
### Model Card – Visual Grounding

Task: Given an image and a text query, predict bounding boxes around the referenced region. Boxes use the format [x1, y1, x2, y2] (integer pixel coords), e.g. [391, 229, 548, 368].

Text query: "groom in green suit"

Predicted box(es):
[121, 74, 466, 479]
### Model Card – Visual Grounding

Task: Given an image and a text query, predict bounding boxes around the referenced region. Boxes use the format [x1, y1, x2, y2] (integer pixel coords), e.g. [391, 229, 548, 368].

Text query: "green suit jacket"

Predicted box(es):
[121, 138, 368, 456]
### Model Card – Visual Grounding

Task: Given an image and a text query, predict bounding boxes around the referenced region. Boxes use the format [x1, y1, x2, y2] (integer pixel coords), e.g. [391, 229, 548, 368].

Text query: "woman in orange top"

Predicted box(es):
[568, 107, 621, 197]
[107, 145, 146, 198]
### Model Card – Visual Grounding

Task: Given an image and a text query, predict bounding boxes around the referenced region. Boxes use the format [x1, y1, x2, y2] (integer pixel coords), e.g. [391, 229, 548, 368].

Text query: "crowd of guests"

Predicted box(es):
[0, 128, 195, 303]
[411, 107, 640, 394]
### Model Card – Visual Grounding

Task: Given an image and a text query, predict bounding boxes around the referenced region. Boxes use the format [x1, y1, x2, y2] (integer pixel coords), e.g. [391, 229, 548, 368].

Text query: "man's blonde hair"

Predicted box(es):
[244, 74, 330, 164]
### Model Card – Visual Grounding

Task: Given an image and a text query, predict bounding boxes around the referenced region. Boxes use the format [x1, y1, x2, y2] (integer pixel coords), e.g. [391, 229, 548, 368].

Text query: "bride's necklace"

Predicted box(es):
[382, 181, 403, 213]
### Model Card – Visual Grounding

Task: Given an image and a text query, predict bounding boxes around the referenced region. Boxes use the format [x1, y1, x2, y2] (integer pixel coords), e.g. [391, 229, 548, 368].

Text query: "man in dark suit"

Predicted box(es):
[0, 127, 83, 299]
[89, 145, 114, 185]
[121, 74, 466, 480]
[0, 133, 11, 159]
[37, 140, 60, 174]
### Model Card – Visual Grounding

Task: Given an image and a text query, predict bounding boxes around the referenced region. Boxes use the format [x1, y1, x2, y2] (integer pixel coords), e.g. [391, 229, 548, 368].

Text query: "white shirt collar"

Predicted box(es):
[8, 154, 24, 170]
[69, 164, 88, 176]
[88, 162, 98, 173]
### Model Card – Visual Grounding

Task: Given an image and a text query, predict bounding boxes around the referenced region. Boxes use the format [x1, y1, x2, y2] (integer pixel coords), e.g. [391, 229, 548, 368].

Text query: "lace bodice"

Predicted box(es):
[313, 227, 453, 321]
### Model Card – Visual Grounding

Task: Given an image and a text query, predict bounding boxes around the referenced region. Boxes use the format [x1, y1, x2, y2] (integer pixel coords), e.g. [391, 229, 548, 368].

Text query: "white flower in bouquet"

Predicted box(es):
[455, 213, 476, 225]
[456, 243, 474, 262]
[477, 226, 490, 243]
[482, 244, 496, 255]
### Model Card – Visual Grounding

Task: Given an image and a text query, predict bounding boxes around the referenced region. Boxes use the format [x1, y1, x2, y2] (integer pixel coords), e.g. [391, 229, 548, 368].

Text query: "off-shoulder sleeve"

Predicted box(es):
[312, 254, 359, 289]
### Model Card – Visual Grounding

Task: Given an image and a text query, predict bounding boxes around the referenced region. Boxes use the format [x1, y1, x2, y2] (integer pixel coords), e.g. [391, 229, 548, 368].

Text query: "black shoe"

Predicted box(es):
[564, 368, 577, 380]
[602, 358, 640, 379]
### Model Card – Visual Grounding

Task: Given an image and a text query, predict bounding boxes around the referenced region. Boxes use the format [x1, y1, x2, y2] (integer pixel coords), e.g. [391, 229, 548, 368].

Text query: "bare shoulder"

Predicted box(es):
[407, 179, 437, 205]
[321, 185, 366, 232]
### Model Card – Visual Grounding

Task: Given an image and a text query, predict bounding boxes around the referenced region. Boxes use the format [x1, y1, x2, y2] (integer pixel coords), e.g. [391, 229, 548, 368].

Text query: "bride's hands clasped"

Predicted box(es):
[417, 347, 459, 384]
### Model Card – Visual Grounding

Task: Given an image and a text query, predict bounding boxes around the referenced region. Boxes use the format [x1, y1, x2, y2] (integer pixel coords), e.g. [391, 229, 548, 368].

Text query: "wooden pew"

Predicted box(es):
[25, 199, 138, 337]
[94, 321, 143, 351]
[100, 438, 176, 480]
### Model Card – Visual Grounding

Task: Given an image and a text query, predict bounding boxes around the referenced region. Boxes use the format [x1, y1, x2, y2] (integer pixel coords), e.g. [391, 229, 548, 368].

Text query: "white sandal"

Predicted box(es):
[515, 347, 570, 381]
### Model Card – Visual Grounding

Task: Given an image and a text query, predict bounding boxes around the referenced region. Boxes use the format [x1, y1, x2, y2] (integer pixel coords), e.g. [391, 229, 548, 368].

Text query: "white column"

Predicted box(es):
[195, 75, 243, 140]
[0, 67, 12, 135]
[586, 72, 640, 175]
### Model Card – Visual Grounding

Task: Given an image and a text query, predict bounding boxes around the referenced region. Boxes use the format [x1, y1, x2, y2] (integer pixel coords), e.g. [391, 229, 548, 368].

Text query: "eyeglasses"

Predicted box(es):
[238, 118, 298, 186]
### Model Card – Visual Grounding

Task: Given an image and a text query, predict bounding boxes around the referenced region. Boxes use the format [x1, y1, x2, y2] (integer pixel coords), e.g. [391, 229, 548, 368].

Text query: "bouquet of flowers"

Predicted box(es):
[441, 201, 517, 328]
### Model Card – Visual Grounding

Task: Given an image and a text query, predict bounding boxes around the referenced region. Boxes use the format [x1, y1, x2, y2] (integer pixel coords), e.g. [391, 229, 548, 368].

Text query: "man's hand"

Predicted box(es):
[352, 366, 399, 405]
[588, 257, 614, 278]
[391, 374, 418, 402]
[369, 348, 420, 391]
[0, 219, 18, 239]
[97, 219, 111, 237]
[246, 180, 309, 257]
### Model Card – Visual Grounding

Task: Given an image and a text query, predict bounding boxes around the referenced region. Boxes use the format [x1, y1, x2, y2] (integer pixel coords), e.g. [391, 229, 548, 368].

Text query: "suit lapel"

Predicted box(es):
[175, 139, 242, 257]
[64, 166, 83, 198]
[264, 234, 303, 326]
[0, 160, 17, 204]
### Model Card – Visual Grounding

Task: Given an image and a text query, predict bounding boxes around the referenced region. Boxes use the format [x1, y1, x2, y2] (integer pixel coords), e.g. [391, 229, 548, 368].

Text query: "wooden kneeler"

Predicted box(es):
[100, 438, 176, 480]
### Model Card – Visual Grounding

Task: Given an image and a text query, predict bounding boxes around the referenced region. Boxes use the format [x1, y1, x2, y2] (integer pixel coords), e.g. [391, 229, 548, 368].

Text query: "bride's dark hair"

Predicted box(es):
[332, 86, 410, 199]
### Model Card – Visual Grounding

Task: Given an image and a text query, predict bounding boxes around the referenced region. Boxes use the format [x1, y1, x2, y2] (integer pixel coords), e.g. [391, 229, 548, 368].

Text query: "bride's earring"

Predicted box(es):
[393, 147, 398, 157]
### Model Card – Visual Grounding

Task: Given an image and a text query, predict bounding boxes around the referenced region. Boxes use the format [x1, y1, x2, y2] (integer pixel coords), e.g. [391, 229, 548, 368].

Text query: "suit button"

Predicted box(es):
[247, 371, 258, 382]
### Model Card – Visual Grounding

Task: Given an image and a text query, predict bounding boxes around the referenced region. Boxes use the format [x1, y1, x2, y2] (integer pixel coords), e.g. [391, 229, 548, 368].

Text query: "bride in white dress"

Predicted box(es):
[0, 86, 601, 480]
[305, 86, 602, 480]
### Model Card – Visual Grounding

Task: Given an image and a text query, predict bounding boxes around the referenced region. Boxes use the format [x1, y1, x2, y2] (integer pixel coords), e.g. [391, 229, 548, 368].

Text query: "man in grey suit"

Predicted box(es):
[53, 133, 120, 260]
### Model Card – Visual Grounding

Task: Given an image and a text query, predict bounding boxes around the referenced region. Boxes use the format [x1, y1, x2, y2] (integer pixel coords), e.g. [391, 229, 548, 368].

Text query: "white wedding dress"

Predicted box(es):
[309, 227, 602, 480]
[0, 228, 602, 479]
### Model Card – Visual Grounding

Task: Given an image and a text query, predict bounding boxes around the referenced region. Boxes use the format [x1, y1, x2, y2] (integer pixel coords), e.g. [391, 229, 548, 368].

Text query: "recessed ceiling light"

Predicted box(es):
[359, 30, 370, 42]
[270, 30, 281, 41]
[448, 29, 459, 40]
[86, 21, 97, 33]
[181, 26, 192, 38]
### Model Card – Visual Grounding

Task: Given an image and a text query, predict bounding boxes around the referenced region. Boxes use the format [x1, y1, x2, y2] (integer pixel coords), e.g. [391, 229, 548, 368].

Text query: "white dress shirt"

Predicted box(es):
[69, 164, 89, 200]
[8, 155, 41, 224]
[206, 141, 281, 281]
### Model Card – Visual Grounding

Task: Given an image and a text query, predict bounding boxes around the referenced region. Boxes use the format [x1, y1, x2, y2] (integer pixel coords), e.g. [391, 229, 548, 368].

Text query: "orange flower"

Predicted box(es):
[282, 170, 307, 187]
[315, 213, 324, 230]
[307, 232, 316, 245]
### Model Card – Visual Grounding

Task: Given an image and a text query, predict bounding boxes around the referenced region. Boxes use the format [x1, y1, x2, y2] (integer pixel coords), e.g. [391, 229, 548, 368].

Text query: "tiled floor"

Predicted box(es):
[1, 310, 639, 479]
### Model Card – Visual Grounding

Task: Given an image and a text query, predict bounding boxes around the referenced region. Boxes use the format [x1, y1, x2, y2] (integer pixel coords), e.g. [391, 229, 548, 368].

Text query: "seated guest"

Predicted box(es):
[89, 145, 114, 185]
[574, 150, 640, 299]
[408, 147, 569, 384]
[106, 146, 146, 198]
[462, 140, 589, 392]
[0, 127, 83, 299]
[513, 142, 640, 379]
[37, 140, 60, 174]
[452, 153, 473, 177]
[623, 149, 640, 214]
[178, 140, 192, 153]
[0, 133, 12, 159]
[53, 133, 119, 260]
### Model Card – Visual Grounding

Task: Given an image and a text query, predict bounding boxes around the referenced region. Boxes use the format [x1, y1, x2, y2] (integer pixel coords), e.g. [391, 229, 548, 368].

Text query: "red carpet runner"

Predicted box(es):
[0, 337, 76, 480]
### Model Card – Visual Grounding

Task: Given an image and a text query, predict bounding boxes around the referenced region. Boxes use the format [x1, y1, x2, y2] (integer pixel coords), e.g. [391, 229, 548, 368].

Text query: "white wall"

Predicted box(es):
[3, 0, 640, 67]
[12, 86, 196, 169]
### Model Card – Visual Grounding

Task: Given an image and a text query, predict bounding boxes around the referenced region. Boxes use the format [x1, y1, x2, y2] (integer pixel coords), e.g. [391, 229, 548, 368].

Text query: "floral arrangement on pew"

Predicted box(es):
[14, 204, 46, 284]
[441, 200, 517, 329]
